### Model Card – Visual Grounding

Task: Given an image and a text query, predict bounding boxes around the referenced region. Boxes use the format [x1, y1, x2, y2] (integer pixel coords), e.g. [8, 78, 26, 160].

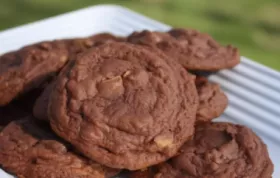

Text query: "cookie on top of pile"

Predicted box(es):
[0, 28, 273, 178]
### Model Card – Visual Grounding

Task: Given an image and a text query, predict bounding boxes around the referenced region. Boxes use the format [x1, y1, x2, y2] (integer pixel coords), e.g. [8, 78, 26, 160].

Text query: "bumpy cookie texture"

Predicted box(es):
[0, 33, 123, 107]
[154, 122, 274, 178]
[0, 119, 118, 178]
[168, 28, 240, 70]
[32, 33, 123, 121]
[49, 42, 198, 170]
[33, 81, 55, 121]
[0, 41, 69, 106]
[127, 29, 240, 71]
[65, 33, 125, 55]
[195, 76, 228, 122]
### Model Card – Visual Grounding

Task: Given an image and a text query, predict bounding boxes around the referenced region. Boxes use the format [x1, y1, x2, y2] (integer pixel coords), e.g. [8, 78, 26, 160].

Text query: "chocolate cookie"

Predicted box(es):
[0, 118, 119, 178]
[0, 41, 69, 106]
[195, 76, 228, 122]
[32, 33, 124, 121]
[49, 42, 198, 170]
[154, 122, 274, 178]
[127, 29, 240, 71]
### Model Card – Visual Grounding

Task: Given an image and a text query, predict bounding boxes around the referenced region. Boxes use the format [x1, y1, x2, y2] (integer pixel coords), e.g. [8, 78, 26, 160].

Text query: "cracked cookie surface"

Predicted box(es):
[128, 28, 240, 71]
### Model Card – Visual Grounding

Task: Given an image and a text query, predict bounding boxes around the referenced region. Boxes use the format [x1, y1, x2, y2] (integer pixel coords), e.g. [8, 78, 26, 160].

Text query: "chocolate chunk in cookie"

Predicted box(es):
[195, 76, 228, 122]
[154, 122, 274, 178]
[127, 29, 240, 71]
[49, 42, 198, 170]
[32, 33, 124, 121]
[0, 118, 119, 178]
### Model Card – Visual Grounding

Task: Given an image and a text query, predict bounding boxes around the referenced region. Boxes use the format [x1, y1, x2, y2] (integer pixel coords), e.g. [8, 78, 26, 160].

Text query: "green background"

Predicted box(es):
[1, 0, 280, 71]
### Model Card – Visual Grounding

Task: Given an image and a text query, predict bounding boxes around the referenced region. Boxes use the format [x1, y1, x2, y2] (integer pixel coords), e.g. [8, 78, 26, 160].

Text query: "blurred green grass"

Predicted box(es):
[0, 0, 280, 71]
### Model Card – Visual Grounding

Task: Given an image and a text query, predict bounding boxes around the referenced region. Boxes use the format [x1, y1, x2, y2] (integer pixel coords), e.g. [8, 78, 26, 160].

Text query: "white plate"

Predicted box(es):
[0, 4, 279, 178]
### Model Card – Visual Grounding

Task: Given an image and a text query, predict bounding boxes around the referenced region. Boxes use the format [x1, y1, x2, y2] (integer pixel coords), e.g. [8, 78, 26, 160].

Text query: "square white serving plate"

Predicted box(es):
[0, 4, 280, 178]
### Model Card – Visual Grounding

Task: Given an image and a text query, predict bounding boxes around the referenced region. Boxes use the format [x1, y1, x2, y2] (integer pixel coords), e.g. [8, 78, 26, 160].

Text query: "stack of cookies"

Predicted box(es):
[0, 29, 274, 178]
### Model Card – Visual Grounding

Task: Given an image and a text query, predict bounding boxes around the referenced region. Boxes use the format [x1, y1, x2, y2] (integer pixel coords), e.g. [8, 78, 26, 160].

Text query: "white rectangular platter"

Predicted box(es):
[0, 4, 279, 178]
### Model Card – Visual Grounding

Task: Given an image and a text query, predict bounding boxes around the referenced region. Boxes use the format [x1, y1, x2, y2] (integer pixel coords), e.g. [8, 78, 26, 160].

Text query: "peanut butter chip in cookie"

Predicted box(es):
[98, 76, 124, 99]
